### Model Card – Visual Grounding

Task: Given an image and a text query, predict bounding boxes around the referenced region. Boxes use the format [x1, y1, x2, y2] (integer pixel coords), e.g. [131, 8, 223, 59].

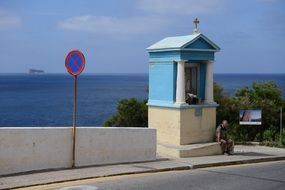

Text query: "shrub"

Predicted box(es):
[104, 98, 148, 127]
[215, 81, 284, 144]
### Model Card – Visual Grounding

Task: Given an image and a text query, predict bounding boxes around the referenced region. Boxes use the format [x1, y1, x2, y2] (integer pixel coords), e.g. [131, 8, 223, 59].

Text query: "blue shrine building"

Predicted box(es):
[147, 18, 222, 157]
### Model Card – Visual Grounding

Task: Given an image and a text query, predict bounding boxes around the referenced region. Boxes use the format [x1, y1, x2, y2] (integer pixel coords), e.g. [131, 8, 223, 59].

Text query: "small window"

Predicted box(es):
[185, 64, 199, 104]
[185, 66, 198, 95]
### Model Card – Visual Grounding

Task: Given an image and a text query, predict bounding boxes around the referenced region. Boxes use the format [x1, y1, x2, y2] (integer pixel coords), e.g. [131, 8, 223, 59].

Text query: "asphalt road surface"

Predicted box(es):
[36, 161, 285, 190]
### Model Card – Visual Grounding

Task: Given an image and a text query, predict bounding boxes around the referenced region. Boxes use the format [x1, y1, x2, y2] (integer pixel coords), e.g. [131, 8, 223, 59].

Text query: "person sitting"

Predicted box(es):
[216, 120, 234, 155]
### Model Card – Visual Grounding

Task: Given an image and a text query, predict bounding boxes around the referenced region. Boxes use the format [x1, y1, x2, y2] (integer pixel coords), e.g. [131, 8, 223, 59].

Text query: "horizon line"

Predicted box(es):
[0, 72, 285, 75]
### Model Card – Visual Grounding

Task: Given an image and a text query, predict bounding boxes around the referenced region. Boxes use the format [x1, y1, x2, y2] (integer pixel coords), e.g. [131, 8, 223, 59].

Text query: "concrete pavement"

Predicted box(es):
[1, 145, 285, 190]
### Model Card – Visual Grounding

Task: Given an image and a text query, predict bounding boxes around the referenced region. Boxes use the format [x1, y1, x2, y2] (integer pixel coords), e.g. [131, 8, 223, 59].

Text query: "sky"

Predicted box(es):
[0, 0, 284, 74]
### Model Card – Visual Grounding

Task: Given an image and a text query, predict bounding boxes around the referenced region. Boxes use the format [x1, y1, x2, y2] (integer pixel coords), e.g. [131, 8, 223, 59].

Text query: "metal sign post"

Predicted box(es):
[72, 75, 77, 168]
[65, 50, 85, 168]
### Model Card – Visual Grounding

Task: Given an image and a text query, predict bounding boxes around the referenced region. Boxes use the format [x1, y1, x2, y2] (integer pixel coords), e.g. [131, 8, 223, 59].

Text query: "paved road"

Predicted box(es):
[23, 161, 285, 190]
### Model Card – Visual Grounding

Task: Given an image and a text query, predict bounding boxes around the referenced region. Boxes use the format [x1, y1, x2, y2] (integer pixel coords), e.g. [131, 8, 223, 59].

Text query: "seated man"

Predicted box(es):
[216, 120, 234, 155]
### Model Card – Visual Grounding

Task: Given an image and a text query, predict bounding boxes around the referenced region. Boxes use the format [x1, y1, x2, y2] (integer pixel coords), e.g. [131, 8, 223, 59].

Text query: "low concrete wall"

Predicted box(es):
[75, 127, 156, 166]
[0, 127, 156, 176]
[0, 127, 72, 176]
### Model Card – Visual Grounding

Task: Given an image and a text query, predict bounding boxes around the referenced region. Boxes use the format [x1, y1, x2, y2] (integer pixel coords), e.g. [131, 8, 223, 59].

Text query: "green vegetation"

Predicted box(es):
[215, 81, 285, 146]
[105, 81, 285, 146]
[104, 98, 147, 127]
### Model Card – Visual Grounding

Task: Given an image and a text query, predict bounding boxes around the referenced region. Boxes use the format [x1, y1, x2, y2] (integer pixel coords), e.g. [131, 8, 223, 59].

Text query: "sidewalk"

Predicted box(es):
[1, 145, 285, 190]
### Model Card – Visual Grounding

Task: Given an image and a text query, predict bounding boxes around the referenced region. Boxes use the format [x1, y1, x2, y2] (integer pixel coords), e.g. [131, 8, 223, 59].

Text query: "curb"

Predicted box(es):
[191, 156, 285, 169]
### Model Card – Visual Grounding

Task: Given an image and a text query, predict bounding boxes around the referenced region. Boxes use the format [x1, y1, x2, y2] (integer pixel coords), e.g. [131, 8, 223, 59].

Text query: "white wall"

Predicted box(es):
[76, 127, 156, 166]
[0, 127, 72, 176]
[0, 127, 156, 176]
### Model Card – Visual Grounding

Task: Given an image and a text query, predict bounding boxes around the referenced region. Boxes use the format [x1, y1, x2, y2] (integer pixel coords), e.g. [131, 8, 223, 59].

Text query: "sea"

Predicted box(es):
[0, 73, 284, 127]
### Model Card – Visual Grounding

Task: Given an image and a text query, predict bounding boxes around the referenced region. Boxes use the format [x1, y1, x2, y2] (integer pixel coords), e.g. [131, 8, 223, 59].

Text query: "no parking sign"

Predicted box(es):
[65, 50, 85, 76]
[65, 49, 85, 168]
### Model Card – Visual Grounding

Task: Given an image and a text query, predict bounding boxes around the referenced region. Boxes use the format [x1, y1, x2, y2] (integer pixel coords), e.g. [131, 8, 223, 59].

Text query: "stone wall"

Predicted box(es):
[0, 127, 156, 176]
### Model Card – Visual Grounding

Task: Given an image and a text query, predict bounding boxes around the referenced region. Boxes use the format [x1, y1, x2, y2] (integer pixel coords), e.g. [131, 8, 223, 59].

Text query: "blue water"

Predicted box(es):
[0, 73, 284, 127]
[214, 74, 285, 97]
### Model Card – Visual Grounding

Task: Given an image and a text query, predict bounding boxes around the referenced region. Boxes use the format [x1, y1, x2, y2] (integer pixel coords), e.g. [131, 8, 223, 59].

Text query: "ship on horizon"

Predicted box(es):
[29, 69, 44, 74]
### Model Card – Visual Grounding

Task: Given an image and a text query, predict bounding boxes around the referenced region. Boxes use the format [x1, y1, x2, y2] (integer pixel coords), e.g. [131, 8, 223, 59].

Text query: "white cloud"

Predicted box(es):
[58, 15, 170, 35]
[136, 0, 224, 15]
[0, 9, 21, 30]
[58, 0, 225, 35]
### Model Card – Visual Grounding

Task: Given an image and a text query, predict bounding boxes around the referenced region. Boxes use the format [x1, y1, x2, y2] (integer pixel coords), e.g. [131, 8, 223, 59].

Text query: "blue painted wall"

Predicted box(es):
[149, 63, 177, 103]
[199, 63, 206, 100]
[150, 51, 214, 62]
[181, 51, 214, 61]
[184, 38, 215, 49]
[149, 51, 181, 63]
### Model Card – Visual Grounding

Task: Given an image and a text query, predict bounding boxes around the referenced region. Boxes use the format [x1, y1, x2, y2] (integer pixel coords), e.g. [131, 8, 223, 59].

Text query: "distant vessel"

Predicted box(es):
[29, 69, 44, 74]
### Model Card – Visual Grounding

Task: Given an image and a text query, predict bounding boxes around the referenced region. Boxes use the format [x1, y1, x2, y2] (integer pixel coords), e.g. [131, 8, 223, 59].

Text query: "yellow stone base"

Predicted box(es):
[149, 105, 219, 158]
[148, 106, 217, 146]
